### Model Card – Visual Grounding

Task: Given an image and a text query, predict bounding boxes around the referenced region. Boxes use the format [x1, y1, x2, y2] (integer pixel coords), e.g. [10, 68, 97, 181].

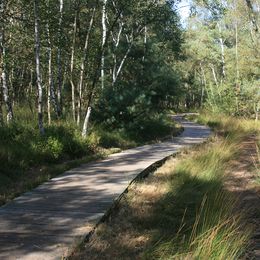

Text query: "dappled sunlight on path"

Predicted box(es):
[0, 115, 211, 260]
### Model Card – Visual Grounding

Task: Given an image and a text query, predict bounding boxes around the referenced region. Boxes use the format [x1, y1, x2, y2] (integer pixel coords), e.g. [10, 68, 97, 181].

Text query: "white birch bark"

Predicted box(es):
[210, 64, 219, 87]
[111, 20, 134, 86]
[112, 41, 133, 86]
[101, 0, 107, 90]
[77, 7, 96, 125]
[217, 22, 226, 79]
[46, 23, 52, 125]
[57, 0, 63, 117]
[82, 107, 91, 137]
[235, 22, 239, 82]
[0, 0, 14, 123]
[46, 22, 59, 121]
[70, 9, 77, 122]
[110, 15, 124, 85]
[200, 63, 206, 107]
[34, 0, 44, 135]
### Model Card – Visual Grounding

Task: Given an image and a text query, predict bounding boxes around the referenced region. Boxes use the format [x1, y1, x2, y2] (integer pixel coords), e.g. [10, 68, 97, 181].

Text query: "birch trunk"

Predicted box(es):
[111, 16, 123, 86]
[81, 8, 121, 137]
[210, 65, 219, 87]
[34, 0, 44, 135]
[47, 23, 52, 125]
[101, 0, 107, 90]
[57, 0, 63, 117]
[77, 7, 96, 125]
[0, 0, 14, 123]
[112, 27, 133, 86]
[82, 107, 91, 137]
[46, 23, 59, 121]
[112, 41, 133, 86]
[235, 22, 239, 82]
[217, 22, 226, 79]
[70, 9, 78, 122]
[200, 63, 206, 107]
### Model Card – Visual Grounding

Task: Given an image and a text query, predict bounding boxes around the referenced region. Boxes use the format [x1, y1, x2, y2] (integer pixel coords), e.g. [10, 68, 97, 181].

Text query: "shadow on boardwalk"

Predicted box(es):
[0, 116, 211, 259]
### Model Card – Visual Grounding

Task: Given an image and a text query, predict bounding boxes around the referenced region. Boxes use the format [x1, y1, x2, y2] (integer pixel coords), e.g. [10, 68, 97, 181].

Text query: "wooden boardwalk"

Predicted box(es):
[0, 116, 211, 260]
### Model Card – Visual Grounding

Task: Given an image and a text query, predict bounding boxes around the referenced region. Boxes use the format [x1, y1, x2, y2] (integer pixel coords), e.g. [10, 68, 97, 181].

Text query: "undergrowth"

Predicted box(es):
[0, 108, 180, 205]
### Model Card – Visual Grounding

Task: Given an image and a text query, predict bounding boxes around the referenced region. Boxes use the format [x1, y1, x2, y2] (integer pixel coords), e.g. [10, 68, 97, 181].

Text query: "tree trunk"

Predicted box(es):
[47, 24, 59, 121]
[235, 21, 240, 112]
[57, 0, 63, 117]
[101, 0, 107, 90]
[82, 107, 91, 137]
[0, 0, 14, 123]
[47, 31, 52, 125]
[77, 7, 96, 125]
[81, 9, 121, 137]
[34, 0, 44, 135]
[217, 22, 226, 80]
[235, 22, 239, 82]
[70, 8, 78, 122]
[210, 64, 219, 87]
[112, 40, 133, 86]
[111, 15, 124, 86]
[200, 63, 206, 107]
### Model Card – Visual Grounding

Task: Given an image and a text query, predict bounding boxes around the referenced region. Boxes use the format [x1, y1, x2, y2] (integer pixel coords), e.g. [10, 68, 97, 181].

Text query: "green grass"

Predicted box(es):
[143, 113, 259, 259]
[144, 139, 249, 259]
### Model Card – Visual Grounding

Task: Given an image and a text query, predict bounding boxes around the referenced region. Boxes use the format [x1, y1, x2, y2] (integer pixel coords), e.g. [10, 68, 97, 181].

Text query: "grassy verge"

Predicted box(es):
[0, 113, 181, 206]
[71, 113, 259, 260]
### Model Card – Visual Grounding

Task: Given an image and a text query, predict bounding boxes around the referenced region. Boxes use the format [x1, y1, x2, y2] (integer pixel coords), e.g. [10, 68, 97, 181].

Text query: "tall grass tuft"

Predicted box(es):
[144, 114, 255, 259]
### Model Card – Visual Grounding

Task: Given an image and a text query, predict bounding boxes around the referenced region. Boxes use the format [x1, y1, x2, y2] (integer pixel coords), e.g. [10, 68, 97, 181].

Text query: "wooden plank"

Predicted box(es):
[0, 116, 211, 260]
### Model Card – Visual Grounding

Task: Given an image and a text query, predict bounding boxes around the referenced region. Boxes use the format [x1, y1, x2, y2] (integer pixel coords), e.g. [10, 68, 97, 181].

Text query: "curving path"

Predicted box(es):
[0, 115, 211, 260]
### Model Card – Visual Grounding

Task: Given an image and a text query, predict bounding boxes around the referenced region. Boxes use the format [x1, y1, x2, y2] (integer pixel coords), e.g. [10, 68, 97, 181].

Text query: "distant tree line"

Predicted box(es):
[180, 0, 260, 118]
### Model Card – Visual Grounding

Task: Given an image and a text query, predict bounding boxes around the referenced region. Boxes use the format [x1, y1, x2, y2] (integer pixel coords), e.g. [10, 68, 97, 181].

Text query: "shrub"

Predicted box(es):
[43, 137, 64, 161]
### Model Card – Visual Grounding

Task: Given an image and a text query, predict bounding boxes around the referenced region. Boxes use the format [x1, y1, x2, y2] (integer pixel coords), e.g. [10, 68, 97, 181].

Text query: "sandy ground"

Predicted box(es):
[225, 135, 260, 259]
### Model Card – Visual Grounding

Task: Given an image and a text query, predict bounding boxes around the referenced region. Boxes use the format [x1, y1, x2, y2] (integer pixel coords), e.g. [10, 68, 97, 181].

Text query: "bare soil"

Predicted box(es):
[225, 135, 260, 259]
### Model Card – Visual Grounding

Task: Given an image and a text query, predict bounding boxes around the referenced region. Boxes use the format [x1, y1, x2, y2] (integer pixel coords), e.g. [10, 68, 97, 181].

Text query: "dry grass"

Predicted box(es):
[70, 156, 181, 260]
[70, 113, 259, 260]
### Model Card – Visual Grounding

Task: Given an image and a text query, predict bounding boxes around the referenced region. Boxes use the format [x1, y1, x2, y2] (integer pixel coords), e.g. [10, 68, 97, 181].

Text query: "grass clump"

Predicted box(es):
[144, 134, 250, 260]
[71, 113, 256, 260]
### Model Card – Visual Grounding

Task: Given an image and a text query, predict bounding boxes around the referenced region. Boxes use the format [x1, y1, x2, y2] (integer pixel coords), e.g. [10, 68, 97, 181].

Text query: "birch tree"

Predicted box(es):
[34, 0, 44, 135]
[0, 0, 14, 123]
[77, 6, 96, 125]
[57, 0, 63, 117]
[101, 0, 108, 90]
[70, 5, 78, 122]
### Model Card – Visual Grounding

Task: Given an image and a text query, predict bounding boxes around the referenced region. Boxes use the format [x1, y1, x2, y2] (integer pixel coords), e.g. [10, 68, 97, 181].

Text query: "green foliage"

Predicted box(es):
[127, 114, 178, 142]
[0, 121, 92, 180]
[179, 0, 260, 115]
[92, 128, 136, 149]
